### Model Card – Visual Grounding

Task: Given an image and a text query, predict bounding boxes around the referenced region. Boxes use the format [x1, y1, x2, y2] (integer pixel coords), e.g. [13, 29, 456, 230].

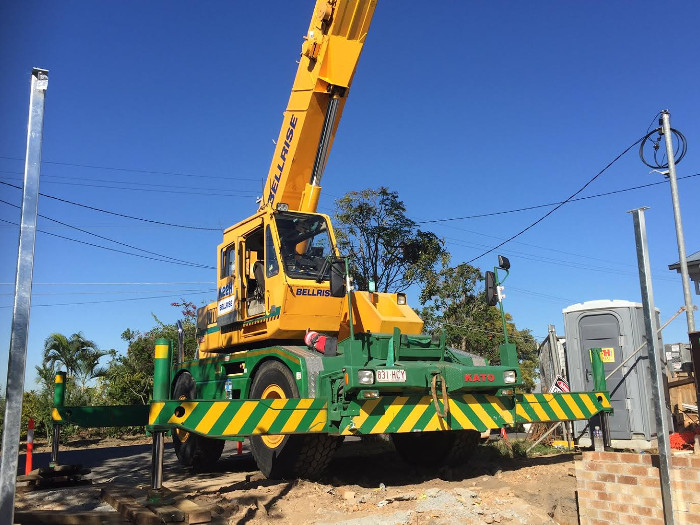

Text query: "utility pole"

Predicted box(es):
[660, 110, 695, 332]
[629, 207, 674, 525]
[0, 68, 48, 525]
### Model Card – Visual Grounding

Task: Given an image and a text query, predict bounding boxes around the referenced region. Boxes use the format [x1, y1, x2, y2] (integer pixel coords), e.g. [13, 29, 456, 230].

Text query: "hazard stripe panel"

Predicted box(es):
[340, 392, 610, 435]
[149, 398, 328, 438]
[145, 391, 610, 438]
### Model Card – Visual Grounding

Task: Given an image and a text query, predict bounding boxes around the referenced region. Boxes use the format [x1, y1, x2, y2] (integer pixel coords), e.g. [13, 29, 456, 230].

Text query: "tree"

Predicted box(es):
[41, 332, 110, 404]
[103, 301, 198, 406]
[419, 262, 538, 391]
[333, 187, 446, 292]
[42, 333, 80, 378]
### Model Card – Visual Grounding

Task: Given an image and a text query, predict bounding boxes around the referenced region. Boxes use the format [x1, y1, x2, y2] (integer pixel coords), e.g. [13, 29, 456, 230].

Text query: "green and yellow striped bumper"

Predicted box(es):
[341, 392, 610, 435]
[147, 391, 611, 438]
[149, 398, 329, 436]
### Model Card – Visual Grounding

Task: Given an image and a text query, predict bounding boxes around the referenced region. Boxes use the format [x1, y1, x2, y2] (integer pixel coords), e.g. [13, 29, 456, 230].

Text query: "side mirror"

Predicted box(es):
[330, 258, 346, 298]
[485, 271, 499, 306]
[498, 255, 510, 271]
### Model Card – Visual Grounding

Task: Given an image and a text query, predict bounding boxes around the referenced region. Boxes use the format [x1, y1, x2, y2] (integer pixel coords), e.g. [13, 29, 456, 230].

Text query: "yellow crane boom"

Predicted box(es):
[260, 0, 377, 214]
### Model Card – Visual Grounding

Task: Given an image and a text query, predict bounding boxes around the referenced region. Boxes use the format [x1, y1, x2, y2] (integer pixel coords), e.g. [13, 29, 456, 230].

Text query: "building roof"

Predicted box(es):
[669, 250, 700, 271]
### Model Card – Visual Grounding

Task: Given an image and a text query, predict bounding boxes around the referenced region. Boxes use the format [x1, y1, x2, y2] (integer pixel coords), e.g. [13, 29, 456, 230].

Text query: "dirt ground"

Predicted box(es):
[16, 436, 581, 525]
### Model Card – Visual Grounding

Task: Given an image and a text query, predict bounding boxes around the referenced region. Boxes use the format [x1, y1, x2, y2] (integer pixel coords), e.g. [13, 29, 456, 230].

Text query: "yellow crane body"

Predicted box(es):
[197, 0, 424, 355]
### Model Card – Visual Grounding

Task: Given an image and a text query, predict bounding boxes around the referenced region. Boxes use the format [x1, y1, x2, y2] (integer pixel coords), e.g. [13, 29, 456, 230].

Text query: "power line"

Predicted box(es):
[0, 172, 257, 198]
[0, 288, 213, 297]
[0, 199, 215, 269]
[0, 155, 258, 182]
[0, 290, 213, 309]
[444, 235, 679, 283]
[466, 135, 646, 264]
[0, 281, 212, 286]
[418, 172, 700, 224]
[0, 180, 222, 231]
[0, 218, 214, 270]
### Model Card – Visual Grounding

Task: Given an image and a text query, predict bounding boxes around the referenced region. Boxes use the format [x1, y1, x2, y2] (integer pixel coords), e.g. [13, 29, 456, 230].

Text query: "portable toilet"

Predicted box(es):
[563, 300, 671, 449]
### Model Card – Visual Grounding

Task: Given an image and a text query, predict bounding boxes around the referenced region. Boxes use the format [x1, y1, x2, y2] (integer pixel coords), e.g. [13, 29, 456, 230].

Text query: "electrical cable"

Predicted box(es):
[0, 218, 213, 270]
[418, 172, 700, 224]
[0, 199, 215, 269]
[0, 281, 211, 286]
[0, 155, 258, 182]
[465, 135, 647, 264]
[639, 126, 687, 169]
[4, 177, 256, 199]
[0, 288, 212, 297]
[0, 290, 213, 309]
[0, 168, 258, 192]
[0, 180, 222, 231]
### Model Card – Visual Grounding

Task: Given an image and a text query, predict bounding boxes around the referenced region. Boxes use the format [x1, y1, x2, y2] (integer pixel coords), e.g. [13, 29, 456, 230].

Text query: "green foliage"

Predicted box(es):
[419, 262, 539, 392]
[22, 390, 52, 440]
[42, 332, 111, 395]
[333, 187, 447, 292]
[103, 301, 198, 406]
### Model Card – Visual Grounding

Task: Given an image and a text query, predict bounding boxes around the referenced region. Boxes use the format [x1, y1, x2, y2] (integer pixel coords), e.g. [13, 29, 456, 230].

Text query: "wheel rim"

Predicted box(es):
[260, 384, 286, 449]
[175, 394, 191, 443]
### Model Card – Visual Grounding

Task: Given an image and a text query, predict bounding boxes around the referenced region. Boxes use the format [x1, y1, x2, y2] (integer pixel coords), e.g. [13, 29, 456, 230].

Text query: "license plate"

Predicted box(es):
[376, 369, 407, 383]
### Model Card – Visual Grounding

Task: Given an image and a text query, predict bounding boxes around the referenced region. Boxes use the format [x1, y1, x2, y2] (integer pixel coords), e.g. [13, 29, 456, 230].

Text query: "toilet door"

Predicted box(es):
[579, 313, 631, 439]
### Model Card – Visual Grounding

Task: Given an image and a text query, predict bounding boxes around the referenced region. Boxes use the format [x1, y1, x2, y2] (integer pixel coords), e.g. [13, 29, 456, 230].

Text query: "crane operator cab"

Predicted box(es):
[197, 208, 346, 354]
[276, 212, 333, 280]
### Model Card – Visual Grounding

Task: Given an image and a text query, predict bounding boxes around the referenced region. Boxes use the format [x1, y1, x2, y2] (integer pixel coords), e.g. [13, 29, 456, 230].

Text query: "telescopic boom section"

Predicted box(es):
[260, 0, 377, 214]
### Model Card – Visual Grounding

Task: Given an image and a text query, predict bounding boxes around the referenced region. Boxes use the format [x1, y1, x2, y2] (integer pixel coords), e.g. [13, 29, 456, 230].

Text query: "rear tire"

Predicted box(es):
[392, 429, 480, 467]
[171, 373, 225, 471]
[249, 360, 339, 479]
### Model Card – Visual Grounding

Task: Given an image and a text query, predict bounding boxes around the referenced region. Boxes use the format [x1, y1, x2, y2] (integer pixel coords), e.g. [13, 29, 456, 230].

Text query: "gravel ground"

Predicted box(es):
[16, 436, 580, 524]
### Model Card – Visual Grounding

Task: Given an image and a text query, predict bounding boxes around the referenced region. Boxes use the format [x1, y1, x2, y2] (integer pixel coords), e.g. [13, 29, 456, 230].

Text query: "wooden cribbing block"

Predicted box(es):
[100, 488, 162, 525]
[174, 499, 211, 524]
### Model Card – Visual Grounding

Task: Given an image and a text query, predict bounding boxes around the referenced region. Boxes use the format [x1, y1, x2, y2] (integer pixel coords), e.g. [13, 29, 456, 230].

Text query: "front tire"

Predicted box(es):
[248, 360, 339, 479]
[392, 429, 480, 467]
[171, 373, 225, 471]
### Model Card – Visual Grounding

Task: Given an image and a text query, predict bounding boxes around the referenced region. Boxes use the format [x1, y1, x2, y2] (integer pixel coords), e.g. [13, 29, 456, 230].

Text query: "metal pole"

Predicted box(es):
[150, 432, 164, 490]
[50, 426, 61, 466]
[50, 371, 66, 467]
[151, 340, 171, 491]
[547, 325, 557, 384]
[0, 68, 48, 525]
[496, 268, 509, 345]
[661, 110, 695, 332]
[629, 207, 674, 525]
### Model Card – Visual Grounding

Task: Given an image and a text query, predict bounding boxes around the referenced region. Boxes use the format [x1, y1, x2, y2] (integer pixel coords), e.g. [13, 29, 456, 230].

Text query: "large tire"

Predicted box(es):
[172, 373, 225, 471]
[249, 360, 339, 479]
[392, 429, 480, 467]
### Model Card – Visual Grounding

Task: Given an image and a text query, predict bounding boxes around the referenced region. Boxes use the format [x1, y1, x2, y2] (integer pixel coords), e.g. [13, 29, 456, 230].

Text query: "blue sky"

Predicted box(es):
[1, 1, 699, 389]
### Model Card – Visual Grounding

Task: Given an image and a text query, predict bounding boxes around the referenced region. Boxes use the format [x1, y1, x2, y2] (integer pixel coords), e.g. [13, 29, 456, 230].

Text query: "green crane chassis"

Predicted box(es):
[52, 331, 611, 480]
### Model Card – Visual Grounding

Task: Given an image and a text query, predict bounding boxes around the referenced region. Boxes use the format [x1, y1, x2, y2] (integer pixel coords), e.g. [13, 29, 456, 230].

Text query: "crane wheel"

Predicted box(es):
[171, 373, 225, 471]
[391, 429, 480, 467]
[249, 360, 339, 479]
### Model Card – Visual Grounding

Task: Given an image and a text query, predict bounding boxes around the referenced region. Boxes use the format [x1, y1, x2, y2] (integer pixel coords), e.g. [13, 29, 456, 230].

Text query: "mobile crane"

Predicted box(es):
[51, 0, 613, 482]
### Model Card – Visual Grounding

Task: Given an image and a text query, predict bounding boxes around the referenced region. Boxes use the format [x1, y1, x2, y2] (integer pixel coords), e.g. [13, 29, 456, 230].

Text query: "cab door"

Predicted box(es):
[216, 241, 238, 327]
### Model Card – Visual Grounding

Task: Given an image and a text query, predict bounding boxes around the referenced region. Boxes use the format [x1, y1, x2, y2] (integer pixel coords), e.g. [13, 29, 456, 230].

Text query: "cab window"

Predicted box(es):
[265, 226, 279, 278]
[221, 244, 235, 278]
[274, 212, 333, 280]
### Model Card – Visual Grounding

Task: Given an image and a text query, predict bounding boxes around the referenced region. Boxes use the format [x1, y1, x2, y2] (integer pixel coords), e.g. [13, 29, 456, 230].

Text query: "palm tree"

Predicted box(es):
[42, 332, 109, 389]
[43, 333, 80, 377]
